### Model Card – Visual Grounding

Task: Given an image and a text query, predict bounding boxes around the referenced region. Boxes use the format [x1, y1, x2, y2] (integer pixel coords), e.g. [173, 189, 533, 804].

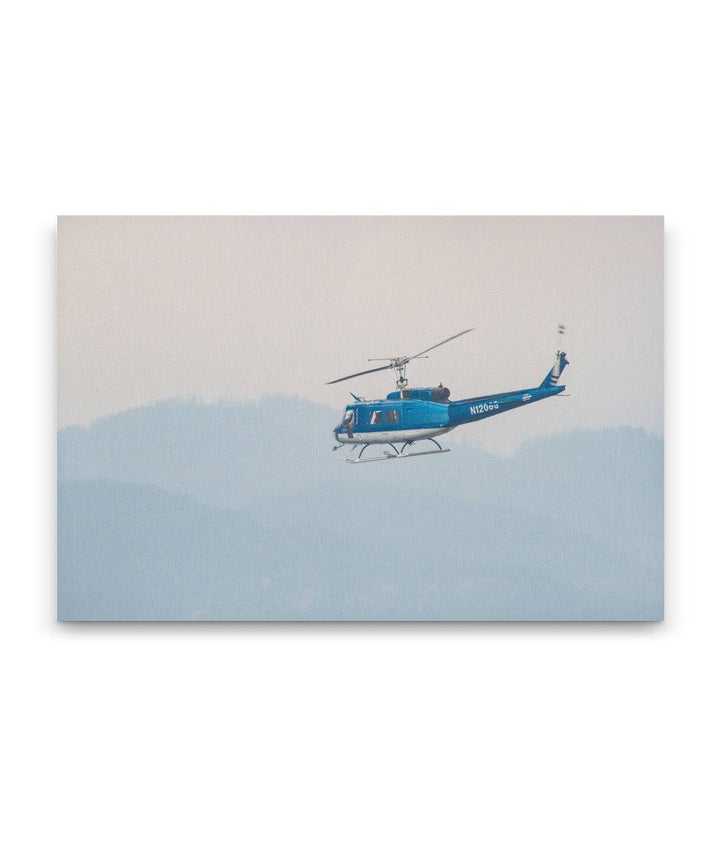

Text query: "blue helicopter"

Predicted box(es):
[328, 327, 569, 462]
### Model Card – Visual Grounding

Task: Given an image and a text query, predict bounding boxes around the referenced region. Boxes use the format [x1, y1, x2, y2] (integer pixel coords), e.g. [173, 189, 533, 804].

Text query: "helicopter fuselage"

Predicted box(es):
[333, 381, 566, 446]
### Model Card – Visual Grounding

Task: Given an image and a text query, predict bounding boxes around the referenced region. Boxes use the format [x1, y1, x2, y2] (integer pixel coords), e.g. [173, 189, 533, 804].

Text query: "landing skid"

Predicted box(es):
[341, 438, 450, 464]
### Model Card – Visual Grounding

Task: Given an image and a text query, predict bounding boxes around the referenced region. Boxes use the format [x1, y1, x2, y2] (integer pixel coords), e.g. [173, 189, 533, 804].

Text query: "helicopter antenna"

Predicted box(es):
[326, 329, 474, 388]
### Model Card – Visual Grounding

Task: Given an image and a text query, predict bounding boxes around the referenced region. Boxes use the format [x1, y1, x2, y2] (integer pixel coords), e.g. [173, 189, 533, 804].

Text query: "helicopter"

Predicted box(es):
[327, 326, 569, 463]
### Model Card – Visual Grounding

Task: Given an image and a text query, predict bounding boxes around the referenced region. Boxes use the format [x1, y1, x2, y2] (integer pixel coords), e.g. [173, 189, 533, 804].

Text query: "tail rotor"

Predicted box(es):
[556, 323, 566, 353]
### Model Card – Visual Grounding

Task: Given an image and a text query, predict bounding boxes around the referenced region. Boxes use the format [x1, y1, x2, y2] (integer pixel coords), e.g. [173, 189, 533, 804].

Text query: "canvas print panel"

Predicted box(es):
[57, 216, 663, 621]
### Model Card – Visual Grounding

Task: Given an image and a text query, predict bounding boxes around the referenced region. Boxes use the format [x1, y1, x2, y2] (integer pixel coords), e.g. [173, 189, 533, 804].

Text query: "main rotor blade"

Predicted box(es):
[408, 328, 474, 361]
[326, 363, 394, 385]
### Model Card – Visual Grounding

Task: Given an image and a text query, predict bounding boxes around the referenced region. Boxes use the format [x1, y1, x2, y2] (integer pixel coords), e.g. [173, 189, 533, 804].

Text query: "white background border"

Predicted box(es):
[4, 2, 716, 854]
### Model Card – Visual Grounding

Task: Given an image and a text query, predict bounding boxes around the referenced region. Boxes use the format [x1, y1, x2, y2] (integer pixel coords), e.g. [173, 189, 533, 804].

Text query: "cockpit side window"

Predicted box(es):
[342, 409, 355, 427]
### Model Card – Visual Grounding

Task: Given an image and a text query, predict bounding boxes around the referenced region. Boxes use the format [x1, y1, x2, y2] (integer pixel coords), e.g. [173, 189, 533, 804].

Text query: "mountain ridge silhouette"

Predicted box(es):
[58, 397, 663, 620]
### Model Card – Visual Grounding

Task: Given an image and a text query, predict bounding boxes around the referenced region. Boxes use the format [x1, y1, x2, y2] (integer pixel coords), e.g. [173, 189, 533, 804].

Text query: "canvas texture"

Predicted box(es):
[57, 216, 664, 621]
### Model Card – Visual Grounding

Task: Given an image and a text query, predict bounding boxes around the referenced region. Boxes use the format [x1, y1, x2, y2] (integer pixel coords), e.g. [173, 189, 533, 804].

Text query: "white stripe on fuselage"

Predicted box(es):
[336, 427, 451, 445]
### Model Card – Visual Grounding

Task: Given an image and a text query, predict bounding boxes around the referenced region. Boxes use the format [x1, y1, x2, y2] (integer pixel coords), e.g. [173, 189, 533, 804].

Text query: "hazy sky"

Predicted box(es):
[58, 216, 662, 452]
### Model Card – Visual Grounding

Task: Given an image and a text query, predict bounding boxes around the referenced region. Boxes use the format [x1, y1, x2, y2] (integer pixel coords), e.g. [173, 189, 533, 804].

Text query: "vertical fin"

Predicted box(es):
[540, 350, 569, 388]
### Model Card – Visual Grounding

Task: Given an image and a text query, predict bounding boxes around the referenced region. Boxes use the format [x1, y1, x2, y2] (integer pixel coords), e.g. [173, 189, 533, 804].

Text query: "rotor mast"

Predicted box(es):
[389, 358, 415, 389]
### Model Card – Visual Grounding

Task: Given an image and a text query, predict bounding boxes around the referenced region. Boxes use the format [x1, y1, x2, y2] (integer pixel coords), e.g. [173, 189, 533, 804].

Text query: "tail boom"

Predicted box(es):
[447, 383, 564, 427]
[447, 350, 569, 427]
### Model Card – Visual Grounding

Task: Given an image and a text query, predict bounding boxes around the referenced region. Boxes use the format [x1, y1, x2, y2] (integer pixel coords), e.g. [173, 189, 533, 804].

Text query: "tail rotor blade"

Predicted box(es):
[556, 323, 566, 351]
